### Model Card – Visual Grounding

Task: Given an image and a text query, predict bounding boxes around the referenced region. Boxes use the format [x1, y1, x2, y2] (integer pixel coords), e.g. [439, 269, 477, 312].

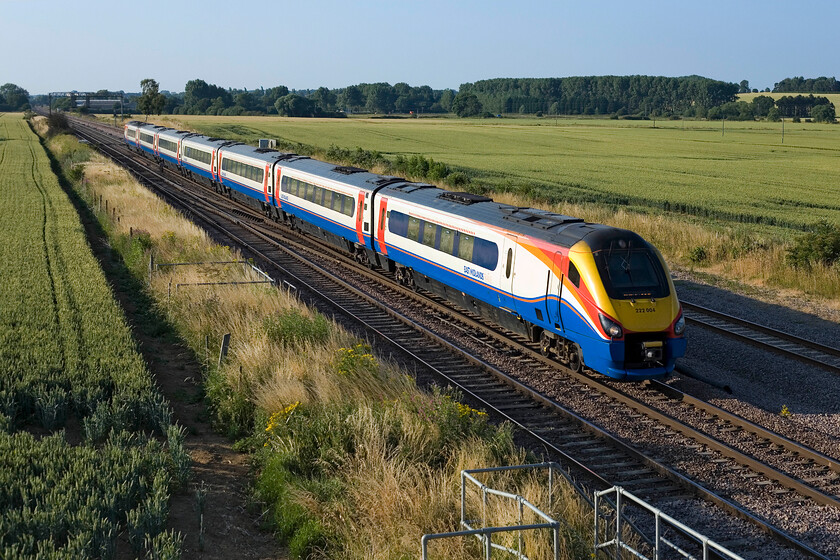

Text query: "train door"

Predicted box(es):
[274, 166, 283, 210]
[263, 163, 271, 204]
[499, 235, 519, 313]
[211, 150, 218, 181]
[547, 252, 564, 332]
[375, 197, 388, 255]
[354, 193, 365, 244]
[176, 140, 181, 165]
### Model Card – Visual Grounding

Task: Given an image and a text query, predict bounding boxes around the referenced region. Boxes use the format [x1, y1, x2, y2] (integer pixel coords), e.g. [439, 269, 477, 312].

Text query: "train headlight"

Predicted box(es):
[674, 313, 686, 336]
[599, 313, 623, 339]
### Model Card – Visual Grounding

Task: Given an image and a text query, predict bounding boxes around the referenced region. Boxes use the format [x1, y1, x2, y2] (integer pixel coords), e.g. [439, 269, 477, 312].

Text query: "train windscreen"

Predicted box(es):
[594, 248, 669, 300]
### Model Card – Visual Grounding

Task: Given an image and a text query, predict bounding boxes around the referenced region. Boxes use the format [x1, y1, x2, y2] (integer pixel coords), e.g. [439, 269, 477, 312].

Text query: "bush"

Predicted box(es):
[688, 246, 708, 264]
[787, 220, 840, 268]
[46, 113, 70, 136]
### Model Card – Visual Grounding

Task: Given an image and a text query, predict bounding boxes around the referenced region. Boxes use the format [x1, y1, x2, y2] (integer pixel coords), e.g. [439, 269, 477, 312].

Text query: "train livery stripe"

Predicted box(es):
[355, 193, 365, 245]
[263, 163, 270, 203]
[377, 198, 388, 255]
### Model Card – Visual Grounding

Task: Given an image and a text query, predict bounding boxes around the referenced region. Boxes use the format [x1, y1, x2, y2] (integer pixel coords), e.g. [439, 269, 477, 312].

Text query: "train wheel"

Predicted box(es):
[539, 331, 554, 357]
[568, 343, 583, 373]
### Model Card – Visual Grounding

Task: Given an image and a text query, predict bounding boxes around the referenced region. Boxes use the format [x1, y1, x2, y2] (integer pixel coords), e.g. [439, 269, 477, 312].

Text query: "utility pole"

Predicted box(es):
[781, 118, 785, 144]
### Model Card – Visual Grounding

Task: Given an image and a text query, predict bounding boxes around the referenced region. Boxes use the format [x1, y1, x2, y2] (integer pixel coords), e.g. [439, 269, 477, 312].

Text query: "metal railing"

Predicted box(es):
[594, 486, 745, 560]
[422, 462, 569, 560]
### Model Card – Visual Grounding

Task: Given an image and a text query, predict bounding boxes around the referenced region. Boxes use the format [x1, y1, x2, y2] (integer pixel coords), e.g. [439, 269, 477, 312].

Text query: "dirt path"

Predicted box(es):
[71, 190, 285, 559]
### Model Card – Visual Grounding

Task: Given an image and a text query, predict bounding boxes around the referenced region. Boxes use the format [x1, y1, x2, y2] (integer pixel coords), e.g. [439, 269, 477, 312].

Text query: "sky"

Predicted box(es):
[3, 0, 838, 95]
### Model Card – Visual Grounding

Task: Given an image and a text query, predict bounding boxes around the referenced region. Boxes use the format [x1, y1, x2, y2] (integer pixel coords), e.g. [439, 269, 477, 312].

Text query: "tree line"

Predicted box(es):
[773, 76, 840, 93]
[708, 94, 835, 122]
[9, 74, 837, 122]
[457, 75, 742, 118]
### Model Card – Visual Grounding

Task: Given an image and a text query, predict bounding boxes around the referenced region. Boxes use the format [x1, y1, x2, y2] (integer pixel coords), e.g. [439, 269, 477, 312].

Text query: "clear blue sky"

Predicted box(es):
[3, 0, 838, 94]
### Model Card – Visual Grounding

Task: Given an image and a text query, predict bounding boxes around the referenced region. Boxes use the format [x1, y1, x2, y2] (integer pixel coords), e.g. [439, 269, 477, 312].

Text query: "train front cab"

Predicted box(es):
[562, 237, 686, 380]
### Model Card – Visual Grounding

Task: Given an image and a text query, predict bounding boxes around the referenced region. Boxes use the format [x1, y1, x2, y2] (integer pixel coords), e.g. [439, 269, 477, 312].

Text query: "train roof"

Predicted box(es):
[181, 134, 234, 149]
[380, 182, 643, 251]
[221, 143, 297, 164]
[157, 128, 194, 140]
[280, 158, 384, 192]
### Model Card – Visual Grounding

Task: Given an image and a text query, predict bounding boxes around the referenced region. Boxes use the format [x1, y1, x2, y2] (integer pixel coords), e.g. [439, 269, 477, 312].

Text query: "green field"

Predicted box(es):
[0, 114, 185, 557]
[166, 114, 840, 233]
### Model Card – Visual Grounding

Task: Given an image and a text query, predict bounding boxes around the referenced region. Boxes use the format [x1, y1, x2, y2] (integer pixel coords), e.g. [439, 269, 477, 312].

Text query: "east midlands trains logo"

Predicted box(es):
[464, 265, 485, 281]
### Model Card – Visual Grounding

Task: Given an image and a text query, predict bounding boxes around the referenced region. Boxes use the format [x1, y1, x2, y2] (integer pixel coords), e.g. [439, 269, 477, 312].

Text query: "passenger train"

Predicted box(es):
[124, 120, 686, 380]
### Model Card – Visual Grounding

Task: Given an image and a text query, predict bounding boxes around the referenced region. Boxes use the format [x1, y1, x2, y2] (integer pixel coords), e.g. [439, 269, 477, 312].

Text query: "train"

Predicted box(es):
[124, 120, 686, 380]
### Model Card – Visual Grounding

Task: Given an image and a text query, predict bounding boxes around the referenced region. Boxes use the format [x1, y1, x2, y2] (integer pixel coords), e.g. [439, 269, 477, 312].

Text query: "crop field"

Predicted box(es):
[165, 114, 840, 234]
[738, 92, 840, 108]
[0, 114, 185, 557]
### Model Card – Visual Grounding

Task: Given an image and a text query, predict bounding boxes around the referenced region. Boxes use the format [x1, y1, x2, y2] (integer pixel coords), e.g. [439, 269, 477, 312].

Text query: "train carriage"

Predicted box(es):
[275, 160, 381, 260]
[156, 129, 193, 169]
[180, 135, 233, 185]
[371, 185, 686, 379]
[218, 144, 291, 214]
[123, 120, 144, 149]
[136, 125, 165, 157]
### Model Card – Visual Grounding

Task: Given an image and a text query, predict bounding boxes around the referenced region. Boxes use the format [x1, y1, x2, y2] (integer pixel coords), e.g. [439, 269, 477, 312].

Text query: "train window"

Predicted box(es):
[388, 211, 408, 236]
[439, 228, 455, 254]
[407, 217, 421, 242]
[380, 207, 386, 225]
[323, 189, 333, 209]
[472, 238, 499, 270]
[423, 222, 437, 248]
[458, 234, 474, 262]
[568, 262, 581, 288]
[596, 249, 668, 299]
[344, 195, 355, 217]
[505, 248, 513, 278]
[159, 139, 178, 153]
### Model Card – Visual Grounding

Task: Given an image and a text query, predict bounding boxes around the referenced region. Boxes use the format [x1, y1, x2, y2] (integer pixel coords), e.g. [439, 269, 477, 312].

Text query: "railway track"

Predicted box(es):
[682, 301, 840, 374]
[66, 115, 838, 559]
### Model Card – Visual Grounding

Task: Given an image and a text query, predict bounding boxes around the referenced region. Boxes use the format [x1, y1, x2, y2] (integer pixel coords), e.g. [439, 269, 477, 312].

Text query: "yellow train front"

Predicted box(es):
[561, 226, 686, 379]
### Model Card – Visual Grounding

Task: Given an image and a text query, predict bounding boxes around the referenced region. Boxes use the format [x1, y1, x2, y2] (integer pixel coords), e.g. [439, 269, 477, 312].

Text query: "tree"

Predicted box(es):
[811, 103, 836, 123]
[0, 83, 30, 111]
[766, 107, 781, 122]
[310, 87, 336, 112]
[738, 80, 750, 94]
[451, 92, 483, 117]
[750, 95, 775, 118]
[274, 94, 314, 117]
[137, 79, 165, 120]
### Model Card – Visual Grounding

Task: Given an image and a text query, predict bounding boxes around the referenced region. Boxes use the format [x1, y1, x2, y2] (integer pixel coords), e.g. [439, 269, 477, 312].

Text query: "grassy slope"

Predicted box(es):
[164, 115, 840, 234]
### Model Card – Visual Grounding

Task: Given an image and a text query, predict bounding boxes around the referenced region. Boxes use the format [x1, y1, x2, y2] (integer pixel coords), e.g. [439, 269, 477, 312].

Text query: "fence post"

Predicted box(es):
[148, 252, 154, 285]
[218, 333, 231, 365]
